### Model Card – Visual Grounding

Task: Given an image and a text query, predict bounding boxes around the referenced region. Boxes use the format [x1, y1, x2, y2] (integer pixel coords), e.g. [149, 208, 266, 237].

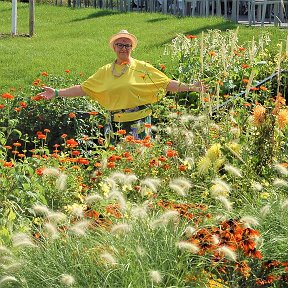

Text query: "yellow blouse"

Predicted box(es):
[81, 58, 171, 122]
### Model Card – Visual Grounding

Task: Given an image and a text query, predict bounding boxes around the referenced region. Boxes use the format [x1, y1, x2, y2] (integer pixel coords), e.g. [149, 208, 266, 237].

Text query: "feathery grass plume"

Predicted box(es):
[1, 262, 22, 272]
[46, 211, 67, 223]
[59, 274, 75, 286]
[273, 178, 288, 187]
[240, 216, 259, 227]
[32, 204, 50, 216]
[110, 223, 132, 235]
[252, 104, 266, 126]
[184, 131, 194, 145]
[12, 233, 37, 248]
[56, 173, 67, 191]
[0, 276, 19, 286]
[69, 220, 90, 236]
[108, 190, 127, 211]
[273, 163, 288, 176]
[130, 204, 148, 219]
[184, 226, 196, 237]
[260, 205, 271, 217]
[85, 193, 103, 204]
[150, 210, 179, 229]
[110, 171, 127, 183]
[210, 178, 231, 197]
[44, 223, 59, 239]
[169, 177, 192, 196]
[100, 252, 117, 266]
[136, 246, 146, 256]
[176, 241, 200, 253]
[69, 204, 84, 218]
[230, 127, 241, 137]
[212, 234, 220, 245]
[252, 181, 263, 191]
[197, 156, 211, 175]
[183, 157, 194, 169]
[42, 167, 61, 177]
[169, 183, 187, 196]
[224, 164, 242, 178]
[0, 246, 12, 256]
[179, 114, 194, 123]
[217, 245, 237, 262]
[141, 177, 161, 193]
[206, 143, 221, 162]
[104, 177, 117, 190]
[149, 270, 162, 284]
[281, 199, 288, 209]
[168, 112, 178, 119]
[216, 196, 233, 212]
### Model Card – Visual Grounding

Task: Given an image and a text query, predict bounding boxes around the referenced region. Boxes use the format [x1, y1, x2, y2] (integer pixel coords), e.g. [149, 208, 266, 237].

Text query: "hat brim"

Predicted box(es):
[109, 33, 137, 50]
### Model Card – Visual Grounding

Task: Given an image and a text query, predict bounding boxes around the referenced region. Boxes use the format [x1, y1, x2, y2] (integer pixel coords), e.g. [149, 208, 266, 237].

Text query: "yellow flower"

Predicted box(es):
[260, 192, 270, 199]
[206, 143, 221, 162]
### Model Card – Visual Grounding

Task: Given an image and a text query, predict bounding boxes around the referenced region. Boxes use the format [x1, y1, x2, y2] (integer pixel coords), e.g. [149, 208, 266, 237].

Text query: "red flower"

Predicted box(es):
[65, 69, 71, 74]
[20, 101, 27, 108]
[166, 149, 177, 157]
[41, 71, 49, 77]
[69, 112, 76, 118]
[0, 104, 4, 109]
[1, 93, 14, 100]
[89, 111, 99, 116]
[186, 35, 197, 39]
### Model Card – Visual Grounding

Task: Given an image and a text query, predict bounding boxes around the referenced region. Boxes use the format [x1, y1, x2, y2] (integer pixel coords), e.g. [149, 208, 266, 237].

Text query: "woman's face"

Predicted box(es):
[113, 37, 133, 63]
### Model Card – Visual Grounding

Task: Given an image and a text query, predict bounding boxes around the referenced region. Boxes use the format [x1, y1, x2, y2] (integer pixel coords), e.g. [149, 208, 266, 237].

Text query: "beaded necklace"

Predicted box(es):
[111, 60, 129, 77]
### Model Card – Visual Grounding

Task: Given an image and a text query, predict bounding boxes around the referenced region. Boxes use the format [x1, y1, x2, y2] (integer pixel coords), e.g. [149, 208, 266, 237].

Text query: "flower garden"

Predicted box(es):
[0, 29, 288, 287]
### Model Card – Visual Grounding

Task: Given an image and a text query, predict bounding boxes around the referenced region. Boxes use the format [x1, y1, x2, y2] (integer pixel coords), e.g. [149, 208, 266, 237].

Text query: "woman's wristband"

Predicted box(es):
[55, 89, 59, 97]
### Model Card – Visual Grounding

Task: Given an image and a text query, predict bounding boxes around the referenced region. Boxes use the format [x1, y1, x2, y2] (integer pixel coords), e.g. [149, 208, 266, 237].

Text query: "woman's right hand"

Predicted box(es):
[36, 87, 56, 100]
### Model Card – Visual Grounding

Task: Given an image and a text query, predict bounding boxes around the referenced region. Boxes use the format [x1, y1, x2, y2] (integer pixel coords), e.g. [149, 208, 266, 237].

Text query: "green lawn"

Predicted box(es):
[0, 2, 287, 90]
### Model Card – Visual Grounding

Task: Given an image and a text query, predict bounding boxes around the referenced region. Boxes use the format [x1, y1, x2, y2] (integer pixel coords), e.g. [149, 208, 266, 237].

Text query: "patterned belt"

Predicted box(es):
[111, 105, 148, 115]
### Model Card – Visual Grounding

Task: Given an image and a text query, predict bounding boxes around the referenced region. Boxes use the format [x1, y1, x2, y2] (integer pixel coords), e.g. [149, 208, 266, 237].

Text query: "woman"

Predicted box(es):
[39, 30, 205, 143]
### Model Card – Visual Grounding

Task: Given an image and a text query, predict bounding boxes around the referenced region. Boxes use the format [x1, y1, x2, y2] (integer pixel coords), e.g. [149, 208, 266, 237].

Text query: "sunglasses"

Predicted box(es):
[114, 43, 132, 49]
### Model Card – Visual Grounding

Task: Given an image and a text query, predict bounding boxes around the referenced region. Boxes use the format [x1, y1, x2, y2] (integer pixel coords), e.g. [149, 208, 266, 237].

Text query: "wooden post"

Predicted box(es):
[12, 0, 17, 35]
[29, 0, 35, 37]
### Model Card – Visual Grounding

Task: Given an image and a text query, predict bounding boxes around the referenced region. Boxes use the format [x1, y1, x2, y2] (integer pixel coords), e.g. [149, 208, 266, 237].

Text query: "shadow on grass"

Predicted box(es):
[146, 17, 170, 23]
[71, 9, 124, 22]
[152, 19, 239, 48]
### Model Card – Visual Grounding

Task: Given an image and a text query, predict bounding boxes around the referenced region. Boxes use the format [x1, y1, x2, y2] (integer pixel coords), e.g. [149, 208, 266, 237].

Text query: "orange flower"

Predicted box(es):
[208, 51, 217, 57]
[78, 158, 89, 165]
[71, 150, 81, 156]
[98, 124, 103, 129]
[61, 134, 68, 139]
[66, 138, 78, 147]
[160, 64, 166, 70]
[20, 101, 27, 108]
[0, 104, 4, 109]
[117, 129, 126, 135]
[144, 123, 152, 128]
[1, 93, 14, 100]
[41, 71, 49, 77]
[82, 135, 89, 141]
[241, 64, 249, 69]
[13, 142, 21, 147]
[179, 164, 187, 171]
[253, 105, 266, 126]
[239, 47, 246, 51]
[107, 162, 116, 169]
[124, 168, 132, 173]
[243, 103, 251, 107]
[89, 111, 99, 116]
[125, 135, 135, 142]
[4, 145, 12, 149]
[3, 161, 14, 168]
[31, 95, 44, 101]
[259, 85, 268, 91]
[166, 141, 173, 146]
[69, 112, 76, 119]
[44, 128, 50, 133]
[33, 79, 41, 86]
[18, 153, 25, 158]
[277, 109, 288, 129]
[186, 35, 197, 39]
[242, 78, 249, 83]
[37, 133, 46, 140]
[14, 107, 21, 112]
[166, 149, 177, 157]
[65, 69, 71, 74]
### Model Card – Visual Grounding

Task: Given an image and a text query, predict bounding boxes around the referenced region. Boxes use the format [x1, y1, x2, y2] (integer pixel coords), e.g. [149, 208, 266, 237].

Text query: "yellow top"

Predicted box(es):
[81, 58, 170, 122]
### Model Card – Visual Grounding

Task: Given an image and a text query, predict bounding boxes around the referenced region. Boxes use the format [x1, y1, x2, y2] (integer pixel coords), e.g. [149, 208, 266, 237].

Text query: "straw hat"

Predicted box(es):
[109, 30, 138, 50]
